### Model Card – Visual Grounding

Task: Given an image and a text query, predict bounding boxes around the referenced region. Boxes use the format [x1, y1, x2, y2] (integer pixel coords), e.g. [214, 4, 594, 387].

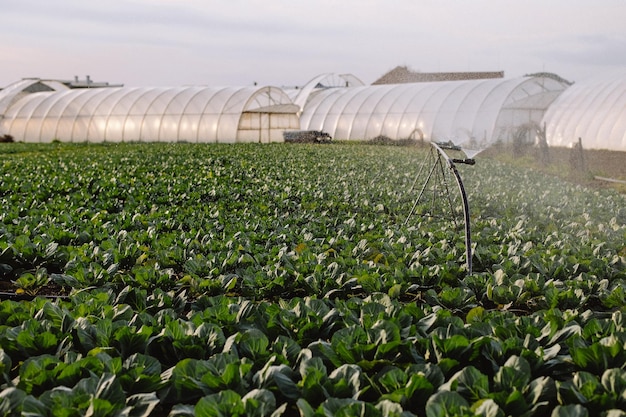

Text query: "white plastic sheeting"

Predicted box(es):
[5, 72, 625, 151]
[286, 73, 365, 113]
[0, 81, 299, 143]
[543, 69, 626, 152]
[299, 75, 568, 150]
[0, 79, 67, 116]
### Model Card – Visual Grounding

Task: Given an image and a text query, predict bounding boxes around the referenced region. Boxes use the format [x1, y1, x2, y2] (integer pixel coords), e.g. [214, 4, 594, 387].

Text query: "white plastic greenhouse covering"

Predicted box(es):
[286, 73, 365, 112]
[299, 75, 568, 150]
[0, 81, 299, 143]
[0, 79, 68, 116]
[543, 69, 626, 152]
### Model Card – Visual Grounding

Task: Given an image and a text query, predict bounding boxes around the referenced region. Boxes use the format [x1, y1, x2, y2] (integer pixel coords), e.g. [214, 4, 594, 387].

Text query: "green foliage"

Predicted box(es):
[0, 142, 625, 416]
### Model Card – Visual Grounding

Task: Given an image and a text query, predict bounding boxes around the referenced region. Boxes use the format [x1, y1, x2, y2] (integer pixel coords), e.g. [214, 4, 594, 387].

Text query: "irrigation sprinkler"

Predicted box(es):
[405, 141, 475, 276]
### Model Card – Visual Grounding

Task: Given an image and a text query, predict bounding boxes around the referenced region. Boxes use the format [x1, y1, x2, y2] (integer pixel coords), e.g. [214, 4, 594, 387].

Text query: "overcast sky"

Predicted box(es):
[2, 0, 625, 88]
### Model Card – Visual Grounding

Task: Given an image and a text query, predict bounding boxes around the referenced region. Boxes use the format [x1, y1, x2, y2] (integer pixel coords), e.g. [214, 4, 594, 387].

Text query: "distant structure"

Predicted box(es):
[524, 72, 573, 86]
[61, 75, 124, 89]
[372, 65, 504, 84]
[0, 76, 123, 93]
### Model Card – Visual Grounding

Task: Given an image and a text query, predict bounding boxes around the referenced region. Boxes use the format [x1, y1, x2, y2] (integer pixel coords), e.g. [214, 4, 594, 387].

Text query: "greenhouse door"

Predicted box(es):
[238, 111, 272, 143]
[238, 104, 299, 143]
[260, 113, 270, 143]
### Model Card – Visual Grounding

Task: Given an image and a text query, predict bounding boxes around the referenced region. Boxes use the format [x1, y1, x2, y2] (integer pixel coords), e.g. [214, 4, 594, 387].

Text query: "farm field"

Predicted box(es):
[481, 145, 626, 194]
[1, 142, 626, 416]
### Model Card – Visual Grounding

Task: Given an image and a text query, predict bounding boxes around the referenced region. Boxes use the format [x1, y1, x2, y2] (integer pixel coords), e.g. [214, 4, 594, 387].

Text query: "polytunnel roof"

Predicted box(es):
[299, 75, 568, 152]
[1, 84, 297, 142]
[543, 69, 626, 152]
[286, 73, 365, 112]
[0, 78, 68, 115]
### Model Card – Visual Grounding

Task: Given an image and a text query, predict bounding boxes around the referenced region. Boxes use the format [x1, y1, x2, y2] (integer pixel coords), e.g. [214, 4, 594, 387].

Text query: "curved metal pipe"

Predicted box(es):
[431, 142, 473, 275]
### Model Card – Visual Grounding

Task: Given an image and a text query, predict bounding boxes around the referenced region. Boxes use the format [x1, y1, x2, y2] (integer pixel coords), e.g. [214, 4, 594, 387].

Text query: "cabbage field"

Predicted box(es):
[1, 142, 625, 416]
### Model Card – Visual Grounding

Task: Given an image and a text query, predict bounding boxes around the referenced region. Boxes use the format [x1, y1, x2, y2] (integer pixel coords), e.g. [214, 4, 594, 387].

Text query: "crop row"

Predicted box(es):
[2, 291, 626, 416]
[1, 143, 624, 308]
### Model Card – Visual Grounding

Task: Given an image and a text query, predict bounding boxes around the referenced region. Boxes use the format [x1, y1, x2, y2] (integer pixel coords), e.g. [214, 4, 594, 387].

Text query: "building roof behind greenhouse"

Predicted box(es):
[372, 65, 505, 84]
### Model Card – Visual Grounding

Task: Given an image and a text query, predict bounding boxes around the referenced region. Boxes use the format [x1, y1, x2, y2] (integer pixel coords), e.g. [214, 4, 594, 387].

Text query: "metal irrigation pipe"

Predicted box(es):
[431, 142, 474, 275]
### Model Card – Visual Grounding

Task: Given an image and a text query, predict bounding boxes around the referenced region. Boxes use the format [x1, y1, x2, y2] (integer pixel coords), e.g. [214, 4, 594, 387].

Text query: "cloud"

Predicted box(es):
[546, 35, 626, 67]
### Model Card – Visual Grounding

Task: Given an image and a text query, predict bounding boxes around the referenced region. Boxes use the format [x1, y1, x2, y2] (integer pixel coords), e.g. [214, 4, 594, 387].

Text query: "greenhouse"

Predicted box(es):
[298, 75, 568, 151]
[1, 71, 625, 151]
[543, 69, 626, 152]
[286, 73, 365, 113]
[0, 79, 299, 143]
